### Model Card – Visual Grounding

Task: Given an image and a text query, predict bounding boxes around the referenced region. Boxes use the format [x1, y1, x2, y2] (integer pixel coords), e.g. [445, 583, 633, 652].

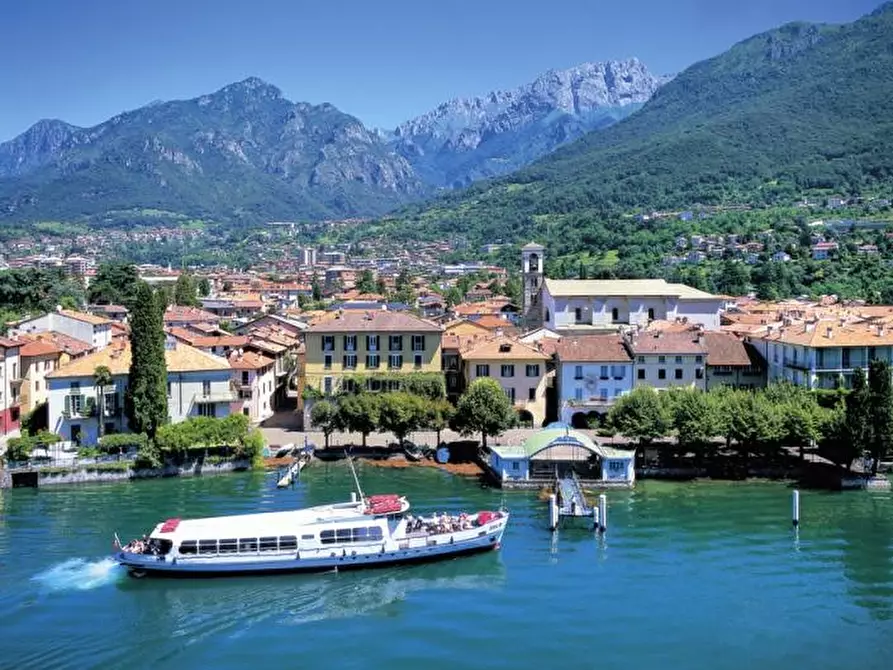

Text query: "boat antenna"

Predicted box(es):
[347, 453, 365, 503]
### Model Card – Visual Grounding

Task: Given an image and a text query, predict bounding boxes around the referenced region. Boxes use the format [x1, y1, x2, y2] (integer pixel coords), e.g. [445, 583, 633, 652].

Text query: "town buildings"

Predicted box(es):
[46, 341, 235, 445]
[554, 335, 633, 426]
[626, 329, 708, 391]
[303, 310, 443, 397]
[9, 309, 113, 351]
[17, 339, 65, 416]
[228, 350, 276, 423]
[460, 335, 550, 427]
[0, 338, 22, 436]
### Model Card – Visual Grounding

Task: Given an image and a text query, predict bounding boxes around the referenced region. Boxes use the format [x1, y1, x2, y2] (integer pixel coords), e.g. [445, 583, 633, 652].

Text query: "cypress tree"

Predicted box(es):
[126, 281, 169, 440]
[867, 360, 893, 475]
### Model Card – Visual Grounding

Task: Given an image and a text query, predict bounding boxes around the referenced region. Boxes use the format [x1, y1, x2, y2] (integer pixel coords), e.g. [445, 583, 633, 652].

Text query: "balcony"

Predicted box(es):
[194, 391, 238, 404]
[782, 357, 811, 371]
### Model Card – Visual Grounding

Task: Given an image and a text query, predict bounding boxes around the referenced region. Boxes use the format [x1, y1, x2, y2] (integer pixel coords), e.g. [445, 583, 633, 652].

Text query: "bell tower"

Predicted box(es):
[521, 242, 545, 328]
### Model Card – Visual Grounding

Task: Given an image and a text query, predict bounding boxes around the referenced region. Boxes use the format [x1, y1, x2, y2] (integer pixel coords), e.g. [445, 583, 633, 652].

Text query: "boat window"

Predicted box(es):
[179, 540, 197, 555]
[218, 539, 238, 554]
[335, 528, 352, 542]
[368, 527, 384, 541]
[198, 540, 218, 555]
[239, 538, 258, 553]
[353, 527, 369, 541]
[279, 536, 298, 551]
[301, 534, 315, 540]
[320, 530, 336, 545]
[259, 536, 279, 552]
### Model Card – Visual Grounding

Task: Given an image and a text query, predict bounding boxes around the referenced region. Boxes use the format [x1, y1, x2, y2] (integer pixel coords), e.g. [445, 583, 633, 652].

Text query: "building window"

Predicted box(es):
[675, 356, 683, 364]
[501, 364, 515, 378]
[504, 387, 516, 403]
[658, 356, 666, 364]
[574, 365, 583, 380]
[696, 368, 704, 380]
[202, 380, 211, 396]
[343, 335, 357, 352]
[574, 388, 583, 401]
[600, 365, 609, 379]
[414, 353, 423, 369]
[241, 371, 250, 385]
[528, 387, 536, 401]
[366, 354, 380, 369]
[637, 369, 645, 380]
[198, 403, 215, 417]
[842, 349, 850, 368]
[545, 309, 551, 323]
[389, 335, 403, 351]
[35, 381, 40, 392]
[637, 356, 645, 363]
[166, 381, 172, 398]
[614, 388, 622, 397]
[322, 335, 335, 352]
[574, 307, 582, 323]
[674, 368, 683, 380]
[612, 366, 626, 379]
[343, 354, 357, 369]
[695, 355, 703, 363]
[647, 308, 654, 320]
[367, 335, 379, 351]
[526, 364, 540, 377]
[388, 354, 403, 369]
[475, 364, 490, 377]
[323, 377, 333, 395]
[411, 335, 425, 352]
[324, 354, 332, 370]
[600, 388, 608, 400]
[658, 369, 666, 380]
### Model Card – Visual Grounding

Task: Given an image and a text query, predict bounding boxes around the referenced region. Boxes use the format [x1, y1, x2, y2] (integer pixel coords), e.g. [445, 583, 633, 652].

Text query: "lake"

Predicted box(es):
[1, 464, 892, 669]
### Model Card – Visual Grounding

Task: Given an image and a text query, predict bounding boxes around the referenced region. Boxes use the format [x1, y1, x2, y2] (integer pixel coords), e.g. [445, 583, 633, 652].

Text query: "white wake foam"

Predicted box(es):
[32, 557, 122, 592]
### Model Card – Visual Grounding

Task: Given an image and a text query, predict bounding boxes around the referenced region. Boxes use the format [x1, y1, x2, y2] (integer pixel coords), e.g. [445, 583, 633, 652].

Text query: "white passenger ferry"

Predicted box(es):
[114, 479, 508, 577]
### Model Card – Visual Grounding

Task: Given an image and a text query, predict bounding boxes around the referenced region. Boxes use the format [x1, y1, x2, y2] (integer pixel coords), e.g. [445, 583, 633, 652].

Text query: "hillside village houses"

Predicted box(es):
[46, 340, 236, 446]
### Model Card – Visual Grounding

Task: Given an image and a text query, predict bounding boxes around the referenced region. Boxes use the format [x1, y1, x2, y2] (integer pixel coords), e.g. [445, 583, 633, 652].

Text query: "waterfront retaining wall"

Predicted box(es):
[11, 460, 253, 488]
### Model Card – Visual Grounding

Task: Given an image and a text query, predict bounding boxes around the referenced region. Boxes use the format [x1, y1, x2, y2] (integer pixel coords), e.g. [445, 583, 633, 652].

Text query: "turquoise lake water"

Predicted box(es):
[1, 465, 892, 669]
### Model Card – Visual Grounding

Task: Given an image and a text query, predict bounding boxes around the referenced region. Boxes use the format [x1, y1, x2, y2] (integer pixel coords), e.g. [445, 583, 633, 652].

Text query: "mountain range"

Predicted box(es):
[371, 2, 893, 248]
[0, 60, 667, 225]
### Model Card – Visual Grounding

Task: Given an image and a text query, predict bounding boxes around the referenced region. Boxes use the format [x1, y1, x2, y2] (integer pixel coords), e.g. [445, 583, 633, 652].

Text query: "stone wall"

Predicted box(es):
[32, 459, 251, 487]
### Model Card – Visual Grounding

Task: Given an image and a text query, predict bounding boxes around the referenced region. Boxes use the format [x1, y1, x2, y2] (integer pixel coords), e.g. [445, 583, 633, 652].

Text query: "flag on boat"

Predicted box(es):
[113, 533, 121, 550]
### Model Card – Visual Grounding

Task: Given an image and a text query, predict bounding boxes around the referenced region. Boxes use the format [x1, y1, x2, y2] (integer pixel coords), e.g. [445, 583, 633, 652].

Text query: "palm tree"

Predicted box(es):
[93, 365, 113, 441]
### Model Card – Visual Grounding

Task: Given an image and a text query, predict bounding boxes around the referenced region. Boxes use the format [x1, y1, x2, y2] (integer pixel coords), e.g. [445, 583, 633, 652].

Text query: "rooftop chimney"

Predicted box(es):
[878, 325, 886, 338]
[825, 326, 833, 339]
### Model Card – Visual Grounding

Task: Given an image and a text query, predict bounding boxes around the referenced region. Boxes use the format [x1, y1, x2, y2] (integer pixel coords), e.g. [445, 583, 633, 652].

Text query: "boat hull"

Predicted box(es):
[117, 526, 505, 578]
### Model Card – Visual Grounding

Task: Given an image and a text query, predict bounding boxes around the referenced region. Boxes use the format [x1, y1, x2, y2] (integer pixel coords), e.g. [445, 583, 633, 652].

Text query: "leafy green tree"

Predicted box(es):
[125, 281, 169, 440]
[665, 388, 719, 452]
[88, 263, 141, 306]
[310, 400, 339, 449]
[311, 278, 323, 302]
[846, 367, 872, 455]
[424, 397, 455, 446]
[93, 365, 114, 440]
[378, 392, 425, 446]
[868, 360, 893, 475]
[376, 276, 388, 296]
[607, 387, 671, 445]
[718, 389, 784, 463]
[173, 274, 199, 307]
[198, 278, 212, 297]
[337, 393, 381, 447]
[451, 378, 516, 448]
[356, 269, 376, 295]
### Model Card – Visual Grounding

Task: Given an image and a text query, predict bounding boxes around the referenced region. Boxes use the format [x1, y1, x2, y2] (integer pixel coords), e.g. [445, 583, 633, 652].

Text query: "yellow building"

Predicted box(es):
[304, 310, 443, 395]
[461, 335, 550, 427]
[18, 339, 68, 414]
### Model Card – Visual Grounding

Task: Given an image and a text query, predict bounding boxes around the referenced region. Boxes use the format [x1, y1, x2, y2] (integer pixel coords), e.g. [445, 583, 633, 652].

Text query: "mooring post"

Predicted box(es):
[592, 505, 600, 531]
[548, 494, 559, 531]
[598, 494, 607, 534]
[351, 492, 357, 503]
[792, 489, 800, 528]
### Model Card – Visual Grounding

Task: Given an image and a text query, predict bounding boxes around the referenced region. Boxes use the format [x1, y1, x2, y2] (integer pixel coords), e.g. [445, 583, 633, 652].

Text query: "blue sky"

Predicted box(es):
[0, 0, 879, 141]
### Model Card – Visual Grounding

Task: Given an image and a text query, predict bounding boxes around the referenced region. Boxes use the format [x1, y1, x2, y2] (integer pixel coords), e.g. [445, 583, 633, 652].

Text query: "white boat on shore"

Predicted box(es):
[114, 464, 508, 577]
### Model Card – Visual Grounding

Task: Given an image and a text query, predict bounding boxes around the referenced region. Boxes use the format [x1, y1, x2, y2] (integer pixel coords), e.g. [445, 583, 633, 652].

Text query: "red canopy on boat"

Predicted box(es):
[365, 494, 402, 515]
[159, 518, 181, 533]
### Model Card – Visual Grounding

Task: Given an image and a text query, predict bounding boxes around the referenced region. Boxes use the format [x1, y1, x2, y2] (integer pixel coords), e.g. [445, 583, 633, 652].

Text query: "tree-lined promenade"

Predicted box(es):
[605, 361, 893, 474]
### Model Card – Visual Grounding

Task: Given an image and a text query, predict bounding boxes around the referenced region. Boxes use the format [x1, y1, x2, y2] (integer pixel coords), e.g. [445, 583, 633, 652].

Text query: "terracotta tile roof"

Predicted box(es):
[19, 332, 93, 357]
[164, 305, 220, 324]
[0, 336, 22, 349]
[442, 332, 490, 352]
[701, 332, 753, 367]
[761, 319, 893, 348]
[471, 315, 518, 333]
[555, 335, 632, 363]
[19, 340, 63, 357]
[308, 311, 441, 333]
[629, 331, 706, 355]
[168, 327, 250, 349]
[460, 336, 549, 361]
[59, 309, 111, 326]
[228, 350, 275, 370]
[47, 341, 230, 378]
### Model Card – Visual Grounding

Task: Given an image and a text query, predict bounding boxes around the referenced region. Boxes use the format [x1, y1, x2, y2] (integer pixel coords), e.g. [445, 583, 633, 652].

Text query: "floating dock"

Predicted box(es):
[548, 472, 599, 530]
